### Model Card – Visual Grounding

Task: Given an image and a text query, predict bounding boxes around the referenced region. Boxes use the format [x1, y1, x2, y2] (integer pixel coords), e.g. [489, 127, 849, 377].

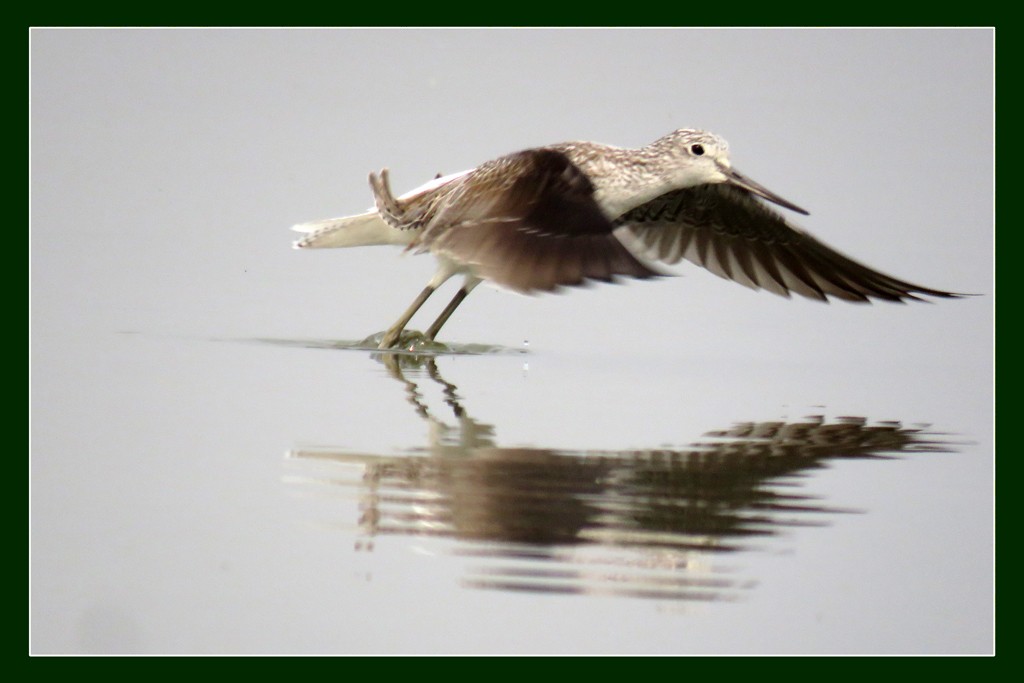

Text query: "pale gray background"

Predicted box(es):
[31, 28, 993, 654]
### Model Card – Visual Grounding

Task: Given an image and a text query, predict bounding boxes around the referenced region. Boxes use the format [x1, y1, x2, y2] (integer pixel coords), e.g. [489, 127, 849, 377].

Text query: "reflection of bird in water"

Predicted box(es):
[292, 129, 960, 349]
[286, 354, 956, 602]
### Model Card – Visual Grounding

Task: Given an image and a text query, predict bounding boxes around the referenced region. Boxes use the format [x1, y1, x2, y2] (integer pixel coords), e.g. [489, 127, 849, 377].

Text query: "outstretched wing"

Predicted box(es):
[615, 183, 959, 302]
[398, 149, 663, 294]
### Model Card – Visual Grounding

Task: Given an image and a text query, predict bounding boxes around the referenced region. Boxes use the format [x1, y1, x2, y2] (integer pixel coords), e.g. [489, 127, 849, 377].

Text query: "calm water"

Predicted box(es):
[30, 322, 992, 654]
[287, 353, 963, 604]
[30, 28, 993, 655]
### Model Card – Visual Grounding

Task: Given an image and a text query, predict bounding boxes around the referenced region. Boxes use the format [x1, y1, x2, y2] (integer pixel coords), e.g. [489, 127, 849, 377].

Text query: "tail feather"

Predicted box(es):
[291, 211, 411, 249]
[294, 170, 472, 250]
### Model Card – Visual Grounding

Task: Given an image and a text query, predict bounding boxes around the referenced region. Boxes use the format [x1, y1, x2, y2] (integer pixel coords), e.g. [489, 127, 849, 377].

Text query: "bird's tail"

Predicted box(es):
[292, 211, 410, 249]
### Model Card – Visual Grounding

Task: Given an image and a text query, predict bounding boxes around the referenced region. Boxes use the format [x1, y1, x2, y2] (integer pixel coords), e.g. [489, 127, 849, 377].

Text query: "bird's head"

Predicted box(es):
[652, 129, 809, 215]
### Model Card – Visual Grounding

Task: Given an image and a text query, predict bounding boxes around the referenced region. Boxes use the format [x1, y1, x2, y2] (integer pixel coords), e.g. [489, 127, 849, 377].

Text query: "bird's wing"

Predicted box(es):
[615, 183, 959, 302]
[292, 171, 473, 249]
[410, 149, 663, 294]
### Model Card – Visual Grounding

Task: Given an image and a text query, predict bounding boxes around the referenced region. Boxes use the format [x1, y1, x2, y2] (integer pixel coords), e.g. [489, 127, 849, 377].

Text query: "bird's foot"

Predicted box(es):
[378, 327, 404, 349]
[364, 329, 450, 352]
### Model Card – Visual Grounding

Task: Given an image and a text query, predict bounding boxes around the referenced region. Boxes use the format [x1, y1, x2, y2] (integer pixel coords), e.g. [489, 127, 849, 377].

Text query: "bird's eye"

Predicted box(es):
[690, 144, 705, 156]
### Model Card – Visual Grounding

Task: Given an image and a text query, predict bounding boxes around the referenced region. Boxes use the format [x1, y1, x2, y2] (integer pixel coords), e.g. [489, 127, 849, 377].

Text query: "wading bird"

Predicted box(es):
[293, 129, 958, 349]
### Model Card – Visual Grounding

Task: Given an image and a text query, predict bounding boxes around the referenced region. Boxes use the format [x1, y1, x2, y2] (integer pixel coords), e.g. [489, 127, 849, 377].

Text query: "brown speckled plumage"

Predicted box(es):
[294, 128, 960, 348]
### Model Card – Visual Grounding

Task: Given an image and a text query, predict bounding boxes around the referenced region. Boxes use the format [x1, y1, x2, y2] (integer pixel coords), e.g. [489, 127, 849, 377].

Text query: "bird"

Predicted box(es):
[292, 129, 959, 349]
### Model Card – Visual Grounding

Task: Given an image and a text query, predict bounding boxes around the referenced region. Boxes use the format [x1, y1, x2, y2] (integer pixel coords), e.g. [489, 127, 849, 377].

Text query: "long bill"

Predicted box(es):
[720, 165, 810, 215]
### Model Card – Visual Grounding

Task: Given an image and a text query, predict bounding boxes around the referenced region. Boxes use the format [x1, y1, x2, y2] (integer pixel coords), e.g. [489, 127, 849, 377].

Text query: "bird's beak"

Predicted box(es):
[719, 164, 809, 215]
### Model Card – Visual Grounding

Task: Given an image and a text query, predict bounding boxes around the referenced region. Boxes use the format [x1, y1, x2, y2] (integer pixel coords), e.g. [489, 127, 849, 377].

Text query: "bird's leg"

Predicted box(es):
[379, 284, 436, 349]
[424, 277, 482, 341]
[379, 262, 461, 349]
[423, 290, 467, 342]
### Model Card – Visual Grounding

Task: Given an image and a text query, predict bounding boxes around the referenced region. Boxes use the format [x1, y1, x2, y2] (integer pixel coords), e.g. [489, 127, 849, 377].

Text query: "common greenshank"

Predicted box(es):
[293, 129, 958, 349]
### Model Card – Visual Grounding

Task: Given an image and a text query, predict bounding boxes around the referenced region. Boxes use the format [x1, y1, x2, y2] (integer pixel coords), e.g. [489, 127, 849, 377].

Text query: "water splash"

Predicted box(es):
[244, 331, 525, 357]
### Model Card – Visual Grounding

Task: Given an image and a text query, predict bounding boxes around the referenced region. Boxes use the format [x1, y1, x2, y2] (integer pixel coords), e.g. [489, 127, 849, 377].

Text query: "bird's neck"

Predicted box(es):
[556, 142, 679, 219]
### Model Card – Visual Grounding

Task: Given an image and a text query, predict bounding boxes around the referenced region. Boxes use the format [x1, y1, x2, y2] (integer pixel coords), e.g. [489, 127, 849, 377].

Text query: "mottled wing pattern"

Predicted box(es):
[417, 149, 661, 293]
[370, 172, 454, 234]
[616, 183, 958, 302]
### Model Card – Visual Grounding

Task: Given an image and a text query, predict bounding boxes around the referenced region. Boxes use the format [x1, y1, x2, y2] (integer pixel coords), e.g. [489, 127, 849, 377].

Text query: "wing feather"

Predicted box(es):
[403, 149, 663, 294]
[616, 183, 959, 302]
